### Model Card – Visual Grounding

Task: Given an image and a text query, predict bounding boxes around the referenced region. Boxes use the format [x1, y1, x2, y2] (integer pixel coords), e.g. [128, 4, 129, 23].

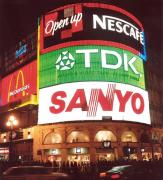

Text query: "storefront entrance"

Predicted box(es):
[48, 155, 62, 163]
[96, 147, 115, 161]
[44, 149, 62, 163]
[141, 152, 162, 161]
[68, 154, 90, 163]
[96, 152, 115, 161]
[0, 147, 9, 160]
[68, 147, 90, 163]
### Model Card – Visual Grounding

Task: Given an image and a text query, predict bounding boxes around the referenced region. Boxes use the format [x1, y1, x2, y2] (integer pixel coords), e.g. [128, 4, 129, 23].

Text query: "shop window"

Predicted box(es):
[67, 131, 89, 143]
[140, 132, 150, 143]
[43, 132, 62, 144]
[94, 130, 117, 142]
[121, 131, 137, 142]
[151, 131, 159, 143]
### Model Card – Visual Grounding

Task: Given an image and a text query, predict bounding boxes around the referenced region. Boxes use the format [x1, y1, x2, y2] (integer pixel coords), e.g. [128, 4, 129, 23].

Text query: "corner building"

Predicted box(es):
[0, 1, 163, 163]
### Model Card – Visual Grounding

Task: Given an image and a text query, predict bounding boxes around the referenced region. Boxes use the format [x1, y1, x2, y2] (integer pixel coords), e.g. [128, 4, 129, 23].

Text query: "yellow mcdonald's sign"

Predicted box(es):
[7, 70, 26, 102]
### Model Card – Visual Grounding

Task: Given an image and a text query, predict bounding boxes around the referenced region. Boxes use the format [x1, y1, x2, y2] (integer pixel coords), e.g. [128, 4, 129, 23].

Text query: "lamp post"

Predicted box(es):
[141, 147, 145, 160]
[127, 142, 130, 160]
[6, 115, 18, 162]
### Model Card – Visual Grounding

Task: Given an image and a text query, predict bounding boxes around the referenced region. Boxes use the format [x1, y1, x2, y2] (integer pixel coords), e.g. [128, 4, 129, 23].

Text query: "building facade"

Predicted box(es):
[0, 1, 163, 163]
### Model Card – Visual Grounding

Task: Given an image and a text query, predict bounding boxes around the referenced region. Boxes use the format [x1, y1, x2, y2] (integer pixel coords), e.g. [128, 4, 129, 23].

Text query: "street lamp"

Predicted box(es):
[6, 115, 18, 162]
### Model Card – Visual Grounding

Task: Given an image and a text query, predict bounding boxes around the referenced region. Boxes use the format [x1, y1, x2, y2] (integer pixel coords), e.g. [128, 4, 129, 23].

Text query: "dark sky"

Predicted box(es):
[0, 0, 162, 62]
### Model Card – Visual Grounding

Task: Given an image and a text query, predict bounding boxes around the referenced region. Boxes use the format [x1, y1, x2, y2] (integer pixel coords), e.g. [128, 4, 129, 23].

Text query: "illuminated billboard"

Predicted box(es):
[40, 46, 145, 89]
[40, 3, 146, 60]
[38, 2, 150, 125]
[1, 60, 37, 106]
[38, 82, 150, 125]
[3, 32, 37, 75]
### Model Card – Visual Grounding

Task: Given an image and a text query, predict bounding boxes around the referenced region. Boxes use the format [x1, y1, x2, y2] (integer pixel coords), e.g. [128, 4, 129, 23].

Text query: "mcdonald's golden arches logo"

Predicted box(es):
[7, 70, 30, 102]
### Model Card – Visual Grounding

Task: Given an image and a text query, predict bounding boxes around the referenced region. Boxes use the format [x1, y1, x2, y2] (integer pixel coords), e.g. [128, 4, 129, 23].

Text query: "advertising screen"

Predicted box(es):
[1, 60, 37, 106]
[40, 46, 145, 89]
[40, 3, 146, 61]
[38, 82, 150, 125]
[3, 32, 37, 75]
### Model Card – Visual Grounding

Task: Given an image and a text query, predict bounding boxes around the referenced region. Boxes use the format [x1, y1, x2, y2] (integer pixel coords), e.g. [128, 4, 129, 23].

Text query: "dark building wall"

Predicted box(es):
[0, 106, 38, 132]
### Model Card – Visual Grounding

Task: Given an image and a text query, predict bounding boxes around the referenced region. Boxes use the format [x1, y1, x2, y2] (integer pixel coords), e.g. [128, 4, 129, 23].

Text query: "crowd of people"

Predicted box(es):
[0, 158, 163, 179]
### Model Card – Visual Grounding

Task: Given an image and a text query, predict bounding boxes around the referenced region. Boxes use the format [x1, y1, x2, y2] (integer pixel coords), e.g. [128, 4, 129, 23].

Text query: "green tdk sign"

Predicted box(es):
[40, 45, 145, 89]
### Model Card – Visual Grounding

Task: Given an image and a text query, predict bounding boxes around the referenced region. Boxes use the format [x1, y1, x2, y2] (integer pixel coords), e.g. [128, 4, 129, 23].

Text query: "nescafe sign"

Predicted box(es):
[41, 3, 147, 61]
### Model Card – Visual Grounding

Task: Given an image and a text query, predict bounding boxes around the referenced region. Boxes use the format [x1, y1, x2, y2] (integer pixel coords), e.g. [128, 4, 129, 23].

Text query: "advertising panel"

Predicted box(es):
[3, 31, 37, 75]
[40, 3, 146, 60]
[38, 82, 150, 125]
[40, 46, 145, 89]
[1, 60, 37, 106]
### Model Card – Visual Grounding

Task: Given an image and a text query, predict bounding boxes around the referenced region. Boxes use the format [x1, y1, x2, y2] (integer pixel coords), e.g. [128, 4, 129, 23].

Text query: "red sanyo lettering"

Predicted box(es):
[66, 89, 88, 112]
[49, 91, 66, 114]
[49, 89, 144, 115]
[115, 90, 144, 114]
[97, 89, 114, 111]
[131, 93, 144, 114]
[115, 90, 133, 112]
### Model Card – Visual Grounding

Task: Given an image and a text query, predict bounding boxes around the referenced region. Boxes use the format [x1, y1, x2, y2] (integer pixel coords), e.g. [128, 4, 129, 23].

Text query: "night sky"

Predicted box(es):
[0, 0, 162, 62]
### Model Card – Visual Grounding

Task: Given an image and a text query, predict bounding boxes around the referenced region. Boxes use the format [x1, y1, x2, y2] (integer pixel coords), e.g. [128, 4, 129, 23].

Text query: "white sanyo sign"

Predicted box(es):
[38, 82, 150, 125]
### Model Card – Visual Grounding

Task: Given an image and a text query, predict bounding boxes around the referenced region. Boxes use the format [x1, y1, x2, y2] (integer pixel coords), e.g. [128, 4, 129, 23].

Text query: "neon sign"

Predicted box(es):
[0, 60, 37, 106]
[40, 46, 145, 89]
[45, 13, 82, 36]
[15, 44, 27, 58]
[38, 82, 150, 124]
[93, 15, 144, 45]
[40, 3, 147, 61]
[3, 32, 37, 75]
